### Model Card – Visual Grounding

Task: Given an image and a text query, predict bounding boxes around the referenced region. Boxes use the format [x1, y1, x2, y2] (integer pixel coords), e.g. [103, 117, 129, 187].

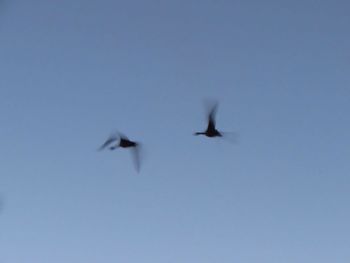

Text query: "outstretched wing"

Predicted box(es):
[98, 133, 119, 151]
[221, 131, 239, 144]
[206, 102, 218, 131]
[130, 144, 141, 173]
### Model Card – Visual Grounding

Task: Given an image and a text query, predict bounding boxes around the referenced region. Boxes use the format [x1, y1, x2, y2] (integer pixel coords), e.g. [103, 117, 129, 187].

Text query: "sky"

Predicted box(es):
[0, 0, 350, 262]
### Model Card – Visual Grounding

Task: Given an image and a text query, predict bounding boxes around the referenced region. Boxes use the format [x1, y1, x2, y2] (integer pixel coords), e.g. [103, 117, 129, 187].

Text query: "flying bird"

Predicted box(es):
[194, 101, 238, 142]
[194, 102, 223, 137]
[99, 132, 142, 172]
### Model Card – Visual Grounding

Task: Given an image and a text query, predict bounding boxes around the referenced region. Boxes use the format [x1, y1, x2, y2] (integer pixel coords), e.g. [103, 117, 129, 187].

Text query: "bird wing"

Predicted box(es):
[207, 102, 218, 131]
[130, 144, 141, 173]
[98, 133, 119, 150]
[221, 131, 239, 144]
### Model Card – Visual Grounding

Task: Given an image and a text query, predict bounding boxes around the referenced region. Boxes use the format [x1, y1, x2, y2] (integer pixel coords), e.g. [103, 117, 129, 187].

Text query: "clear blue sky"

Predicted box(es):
[1, 0, 350, 262]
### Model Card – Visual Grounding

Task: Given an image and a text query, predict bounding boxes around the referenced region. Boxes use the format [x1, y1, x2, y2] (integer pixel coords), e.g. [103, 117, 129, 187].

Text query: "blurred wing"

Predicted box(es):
[130, 144, 141, 173]
[206, 102, 218, 130]
[98, 134, 119, 151]
[207, 117, 216, 131]
[221, 131, 239, 144]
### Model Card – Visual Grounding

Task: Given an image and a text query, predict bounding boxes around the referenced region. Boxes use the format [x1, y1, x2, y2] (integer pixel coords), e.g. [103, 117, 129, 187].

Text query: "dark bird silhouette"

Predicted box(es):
[99, 132, 142, 172]
[194, 102, 223, 137]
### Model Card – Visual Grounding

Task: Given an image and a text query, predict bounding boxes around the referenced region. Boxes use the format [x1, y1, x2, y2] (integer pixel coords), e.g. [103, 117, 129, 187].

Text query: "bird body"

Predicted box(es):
[109, 137, 138, 150]
[119, 137, 138, 148]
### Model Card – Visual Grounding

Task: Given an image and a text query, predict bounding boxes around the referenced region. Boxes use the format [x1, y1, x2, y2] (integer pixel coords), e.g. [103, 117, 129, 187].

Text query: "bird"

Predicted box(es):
[194, 102, 223, 137]
[99, 132, 141, 172]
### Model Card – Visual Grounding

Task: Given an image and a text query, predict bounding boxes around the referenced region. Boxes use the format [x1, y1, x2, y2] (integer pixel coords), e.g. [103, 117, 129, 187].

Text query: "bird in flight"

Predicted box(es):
[99, 131, 141, 172]
[194, 101, 238, 142]
[194, 102, 223, 137]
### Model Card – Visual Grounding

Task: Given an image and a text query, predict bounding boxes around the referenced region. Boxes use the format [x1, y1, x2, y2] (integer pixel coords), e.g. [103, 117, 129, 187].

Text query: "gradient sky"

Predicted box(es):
[1, 0, 350, 262]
